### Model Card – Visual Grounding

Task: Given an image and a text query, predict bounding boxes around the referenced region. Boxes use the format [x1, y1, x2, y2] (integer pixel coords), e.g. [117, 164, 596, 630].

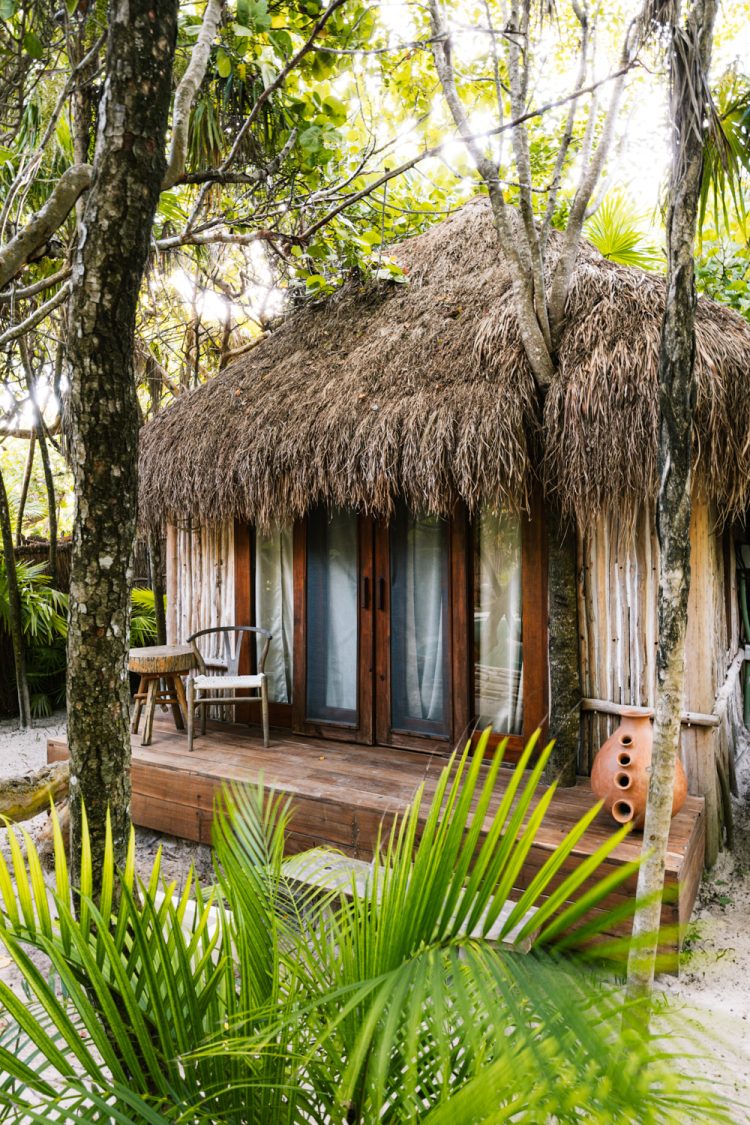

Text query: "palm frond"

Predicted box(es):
[585, 194, 663, 270]
[0, 732, 734, 1123]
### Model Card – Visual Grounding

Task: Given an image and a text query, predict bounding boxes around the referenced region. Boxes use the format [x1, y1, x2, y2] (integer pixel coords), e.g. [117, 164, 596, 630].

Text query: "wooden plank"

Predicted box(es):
[48, 722, 703, 862]
[166, 523, 177, 644]
[292, 519, 307, 733]
[47, 718, 706, 954]
[522, 488, 549, 742]
[450, 504, 471, 744]
[232, 521, 253, 724]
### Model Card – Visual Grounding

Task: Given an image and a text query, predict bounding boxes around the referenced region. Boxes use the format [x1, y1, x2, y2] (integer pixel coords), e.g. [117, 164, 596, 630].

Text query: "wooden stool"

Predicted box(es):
[128, 645, 195, 746]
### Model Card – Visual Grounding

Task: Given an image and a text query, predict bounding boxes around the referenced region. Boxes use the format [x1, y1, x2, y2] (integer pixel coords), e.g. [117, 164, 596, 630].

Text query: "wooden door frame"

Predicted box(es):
[374, 510, 457, 753]
[234, 495, 549, 758]
[292, 514, 375, 744]
[234, 519, 293, 728]
[466, 489, 549, 760]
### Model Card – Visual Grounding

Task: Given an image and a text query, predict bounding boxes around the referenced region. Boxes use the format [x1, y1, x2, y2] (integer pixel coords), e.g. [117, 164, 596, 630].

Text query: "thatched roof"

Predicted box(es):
[139, 198, 750, 531]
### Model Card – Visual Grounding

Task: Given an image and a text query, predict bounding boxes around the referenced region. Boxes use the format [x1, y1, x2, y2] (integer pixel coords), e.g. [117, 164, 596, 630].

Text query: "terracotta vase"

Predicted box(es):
[590, 710, 687, 830]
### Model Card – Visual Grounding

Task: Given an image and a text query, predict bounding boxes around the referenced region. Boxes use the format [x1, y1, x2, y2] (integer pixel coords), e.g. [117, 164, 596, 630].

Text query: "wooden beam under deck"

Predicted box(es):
[48, 717, 705, 955]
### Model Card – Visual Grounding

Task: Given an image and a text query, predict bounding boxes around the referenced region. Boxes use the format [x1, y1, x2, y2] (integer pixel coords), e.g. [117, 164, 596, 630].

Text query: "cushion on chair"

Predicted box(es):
[193, 674, 265, 690]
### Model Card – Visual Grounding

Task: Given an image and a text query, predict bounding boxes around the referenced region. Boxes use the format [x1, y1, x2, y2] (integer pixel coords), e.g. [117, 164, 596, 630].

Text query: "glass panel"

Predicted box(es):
[306, 508, 359, 723]
[474, 509, 523, 735]
[390, 507, 450, 736]
[255, 526, 294, 703]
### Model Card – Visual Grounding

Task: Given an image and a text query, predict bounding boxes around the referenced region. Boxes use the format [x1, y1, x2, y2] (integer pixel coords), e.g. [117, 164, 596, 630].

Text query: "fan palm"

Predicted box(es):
[0, 732, 733, 1123]
[585, 194, 662, 270]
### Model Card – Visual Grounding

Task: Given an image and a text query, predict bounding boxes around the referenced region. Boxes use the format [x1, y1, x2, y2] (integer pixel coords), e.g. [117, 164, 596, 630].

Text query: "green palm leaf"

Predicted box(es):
[585, 194, 662, 269]
[0, 731, 735, 1123]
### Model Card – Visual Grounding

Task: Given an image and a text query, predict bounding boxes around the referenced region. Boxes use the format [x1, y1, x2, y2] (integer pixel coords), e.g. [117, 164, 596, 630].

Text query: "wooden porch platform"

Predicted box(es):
[47, 717, 706, 953]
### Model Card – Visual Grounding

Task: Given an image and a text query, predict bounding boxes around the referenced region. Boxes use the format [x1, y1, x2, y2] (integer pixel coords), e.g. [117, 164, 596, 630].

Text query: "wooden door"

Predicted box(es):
[293, 508, 374, 743]
[374, 505, 458, 751]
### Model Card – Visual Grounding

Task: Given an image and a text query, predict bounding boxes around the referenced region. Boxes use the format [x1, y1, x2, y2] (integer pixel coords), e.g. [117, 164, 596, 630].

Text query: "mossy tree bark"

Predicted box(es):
[0, 466, 31, 727]
[66, 0, 178, 880]
[626, 0, 718, 1013]
[545, 501, 580, 785]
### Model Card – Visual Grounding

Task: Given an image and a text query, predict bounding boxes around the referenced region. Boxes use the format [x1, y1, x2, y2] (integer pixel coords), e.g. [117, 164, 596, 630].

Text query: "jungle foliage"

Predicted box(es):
[0, 731, 733, 1123]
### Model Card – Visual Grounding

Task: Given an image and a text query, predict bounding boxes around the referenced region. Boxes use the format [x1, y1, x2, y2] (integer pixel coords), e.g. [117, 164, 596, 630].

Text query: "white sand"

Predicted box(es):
[0, 712, 749, 1116]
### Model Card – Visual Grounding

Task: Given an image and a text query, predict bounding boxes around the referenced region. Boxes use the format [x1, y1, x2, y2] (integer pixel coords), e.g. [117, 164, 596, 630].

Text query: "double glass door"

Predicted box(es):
[299, 504, 454, 748]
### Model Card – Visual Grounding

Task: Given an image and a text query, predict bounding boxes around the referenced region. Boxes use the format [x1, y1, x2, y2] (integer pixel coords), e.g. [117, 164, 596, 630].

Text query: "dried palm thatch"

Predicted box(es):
[139, 197, 750, 532]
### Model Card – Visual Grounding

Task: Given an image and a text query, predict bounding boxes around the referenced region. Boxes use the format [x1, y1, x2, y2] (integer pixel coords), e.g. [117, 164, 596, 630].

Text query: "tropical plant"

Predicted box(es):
[699, 68, 750, 238]
[0, 556, 67, 643]
[585, 194, 662, 270]
[0, 732, 732, 1123]
[130, 586, 164, 648]
[0, 555, 67, 717]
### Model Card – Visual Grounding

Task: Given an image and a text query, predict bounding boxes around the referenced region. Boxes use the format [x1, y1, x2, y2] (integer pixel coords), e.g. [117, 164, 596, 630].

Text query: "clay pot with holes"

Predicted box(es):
[590, 710, 687, 831]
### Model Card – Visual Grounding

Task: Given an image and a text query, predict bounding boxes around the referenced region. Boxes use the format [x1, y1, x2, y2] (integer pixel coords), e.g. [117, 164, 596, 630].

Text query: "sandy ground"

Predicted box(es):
[0, 712, 749, 1119]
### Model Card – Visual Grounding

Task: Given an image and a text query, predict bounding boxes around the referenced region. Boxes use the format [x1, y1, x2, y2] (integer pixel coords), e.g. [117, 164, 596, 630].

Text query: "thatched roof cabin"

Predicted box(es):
[139, 197, 750, 532]
[139, 198, 750, 874]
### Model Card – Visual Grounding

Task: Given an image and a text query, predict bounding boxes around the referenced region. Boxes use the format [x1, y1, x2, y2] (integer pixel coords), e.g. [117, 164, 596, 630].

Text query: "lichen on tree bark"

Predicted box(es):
[626, 0, 718, 1012]
[65, 0, 178, 880]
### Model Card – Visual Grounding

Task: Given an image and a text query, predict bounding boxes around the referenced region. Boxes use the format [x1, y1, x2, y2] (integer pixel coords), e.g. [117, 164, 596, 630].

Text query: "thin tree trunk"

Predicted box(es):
[38, 422, 57, 582]
[65, 0, 178, 880]
[626, 0, 718, 1015]
[14, 430, 35, 545]
[0, 466, 31, 727]
[20, 338, 57, 581]
[149, 530, 167, 646]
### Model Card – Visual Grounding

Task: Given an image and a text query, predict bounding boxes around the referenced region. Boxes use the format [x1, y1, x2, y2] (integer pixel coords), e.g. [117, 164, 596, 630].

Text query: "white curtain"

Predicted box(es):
[391, 512, 448, 729]
[307, 508, 358, 718]
[255, 526, 294, 703]
[474, 509, 524, 735]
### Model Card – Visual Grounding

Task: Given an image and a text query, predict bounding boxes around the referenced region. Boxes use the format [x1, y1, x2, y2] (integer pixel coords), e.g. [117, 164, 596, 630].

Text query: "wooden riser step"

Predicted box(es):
[48, 716, 706, 957]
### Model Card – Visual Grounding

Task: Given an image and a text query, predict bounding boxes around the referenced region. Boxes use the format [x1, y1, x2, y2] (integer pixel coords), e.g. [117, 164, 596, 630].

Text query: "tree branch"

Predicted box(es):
[0, 265, 72, 303]
[0, 168, 91, 291]
[428, 0, 555, 387]
[163, 0, 224, 190]
[0, 282, 71, 347]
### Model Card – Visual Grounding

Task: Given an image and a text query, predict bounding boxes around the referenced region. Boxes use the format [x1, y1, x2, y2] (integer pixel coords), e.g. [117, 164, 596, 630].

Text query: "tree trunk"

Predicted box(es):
[0, 467, 31, 727]
[65, 0, 178, 881]
[626, 0, 718, 1013]
[545, 500, 580, 786]
[149, 530, 167, 646]
[21, 338, 57, 581]
[14, 430, 35, 545]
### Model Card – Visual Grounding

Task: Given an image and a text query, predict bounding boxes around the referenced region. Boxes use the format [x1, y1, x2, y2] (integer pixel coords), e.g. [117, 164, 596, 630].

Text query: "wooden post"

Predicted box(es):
[682, 502, 722, 862]
[234, 520, 253, 722]
[166, 523, 177, 643]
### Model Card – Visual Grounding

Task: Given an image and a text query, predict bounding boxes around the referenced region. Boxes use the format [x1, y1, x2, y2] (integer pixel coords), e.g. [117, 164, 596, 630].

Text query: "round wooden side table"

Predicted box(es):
[128, 644, 195, 746]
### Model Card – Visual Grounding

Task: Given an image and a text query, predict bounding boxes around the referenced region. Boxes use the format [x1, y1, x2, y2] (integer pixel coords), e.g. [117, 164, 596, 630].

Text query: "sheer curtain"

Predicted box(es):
[390, 508, 449, 734]
[306, 508, 358, 721]
[474, 509, 523, 735]
[255, 526, 294, 703]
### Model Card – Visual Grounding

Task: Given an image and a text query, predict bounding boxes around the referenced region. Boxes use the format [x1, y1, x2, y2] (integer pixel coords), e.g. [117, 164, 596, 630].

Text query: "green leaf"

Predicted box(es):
[322, 94, 347, 125]
[269, 29, 293, 55]
[22, 31, 43, 59]
[216, 48, 232, 78]
[299, 125, 322, 155]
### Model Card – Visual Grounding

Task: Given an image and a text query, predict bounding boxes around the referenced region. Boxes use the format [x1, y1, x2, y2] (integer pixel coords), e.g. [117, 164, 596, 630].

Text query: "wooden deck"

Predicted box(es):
[47, 716, 706, 954]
